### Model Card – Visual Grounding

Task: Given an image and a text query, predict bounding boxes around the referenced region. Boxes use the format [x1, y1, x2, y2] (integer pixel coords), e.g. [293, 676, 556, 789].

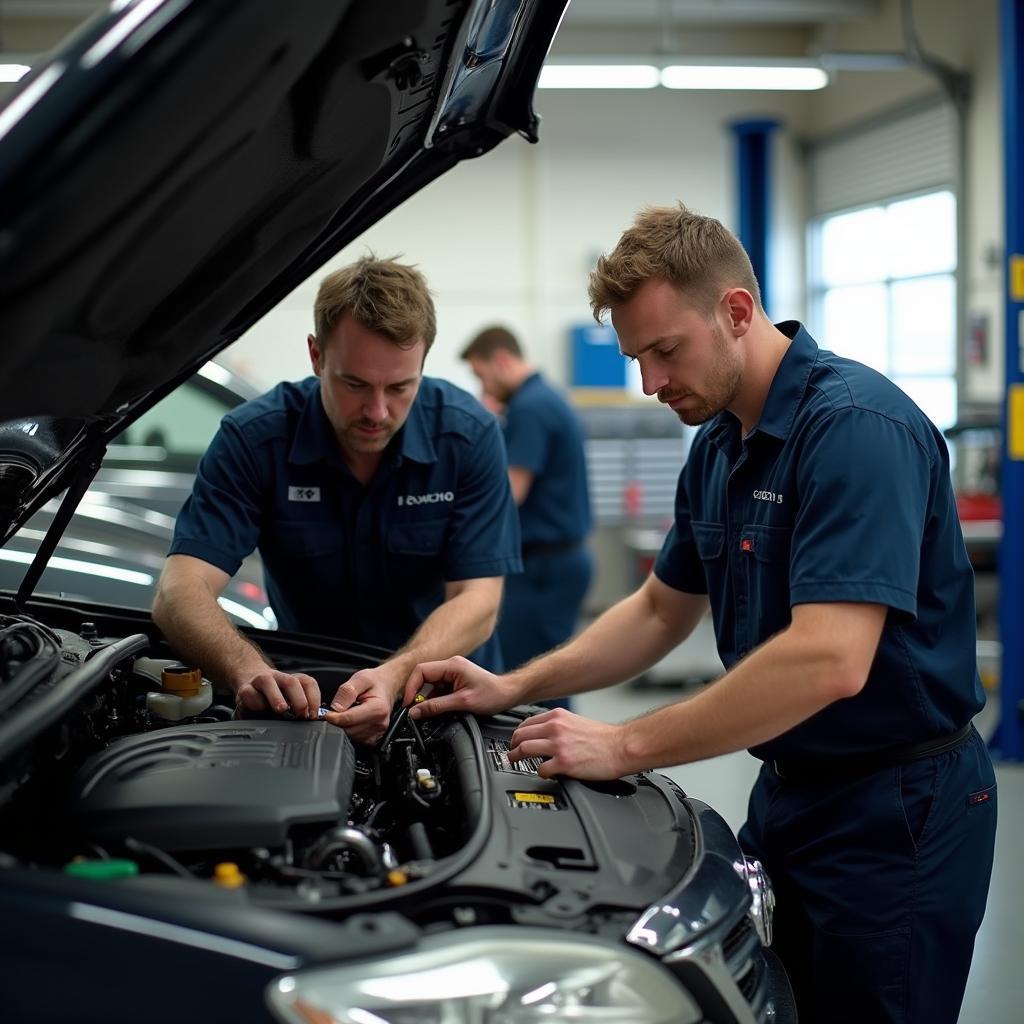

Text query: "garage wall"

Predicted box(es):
[225, 86, 810, 393]
[961, 0, 1004, 404]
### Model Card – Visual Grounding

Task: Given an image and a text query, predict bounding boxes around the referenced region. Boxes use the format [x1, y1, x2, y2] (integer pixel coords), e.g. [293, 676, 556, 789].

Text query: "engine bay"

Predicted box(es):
[0, 605, 697, 936]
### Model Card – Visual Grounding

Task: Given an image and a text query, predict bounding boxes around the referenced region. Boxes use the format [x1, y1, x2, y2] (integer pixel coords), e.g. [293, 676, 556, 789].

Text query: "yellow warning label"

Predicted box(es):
[1012, 255, 1024, 302]
[513, 792, 555, 804]
[1010, 384, 1024, 460]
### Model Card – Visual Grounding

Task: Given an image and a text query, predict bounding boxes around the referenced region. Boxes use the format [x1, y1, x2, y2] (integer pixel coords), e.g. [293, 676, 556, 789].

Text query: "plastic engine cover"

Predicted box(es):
[67, 721, 355, 851]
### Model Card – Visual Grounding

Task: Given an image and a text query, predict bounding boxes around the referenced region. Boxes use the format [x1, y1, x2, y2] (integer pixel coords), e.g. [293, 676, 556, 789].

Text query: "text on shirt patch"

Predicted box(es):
[288, 486, 321, 502]
[752, 490, 784, 505]
[398, 491, 455, 507]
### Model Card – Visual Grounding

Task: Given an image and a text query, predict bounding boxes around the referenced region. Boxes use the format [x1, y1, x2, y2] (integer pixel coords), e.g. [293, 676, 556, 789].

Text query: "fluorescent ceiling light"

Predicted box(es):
[538, 64, 659, 89]
[661, 64, 827, 90]
[539, 58, 828, 91]
[0, 548, 153, 586]
[0, 64, 31, 83]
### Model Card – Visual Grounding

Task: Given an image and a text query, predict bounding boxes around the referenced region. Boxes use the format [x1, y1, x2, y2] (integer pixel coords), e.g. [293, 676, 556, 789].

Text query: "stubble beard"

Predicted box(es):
[341, 419, 396, 454]
[660, 325, 742, 426]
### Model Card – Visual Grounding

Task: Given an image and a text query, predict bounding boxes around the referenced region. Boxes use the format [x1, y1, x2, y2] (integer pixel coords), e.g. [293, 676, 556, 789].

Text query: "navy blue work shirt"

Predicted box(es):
[170, 376, 522, 670]
[655, 322, 983, 760]
[503, 372, 592, 547]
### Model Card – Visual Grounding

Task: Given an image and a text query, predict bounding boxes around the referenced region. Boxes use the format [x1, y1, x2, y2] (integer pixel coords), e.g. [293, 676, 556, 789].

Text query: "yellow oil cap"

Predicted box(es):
[213, 862, 246, 888]
[161, 663, 202, 697]
[387, 869, 410, 887]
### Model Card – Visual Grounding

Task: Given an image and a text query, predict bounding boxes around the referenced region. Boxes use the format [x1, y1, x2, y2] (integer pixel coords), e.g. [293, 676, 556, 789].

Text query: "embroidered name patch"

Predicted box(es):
[288, 486, 321, 502]
[398, 491, 454, 507]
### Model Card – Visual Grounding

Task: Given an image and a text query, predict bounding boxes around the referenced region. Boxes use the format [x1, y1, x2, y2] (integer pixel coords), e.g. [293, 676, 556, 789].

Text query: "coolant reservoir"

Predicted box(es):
[144, 662, 213, 721]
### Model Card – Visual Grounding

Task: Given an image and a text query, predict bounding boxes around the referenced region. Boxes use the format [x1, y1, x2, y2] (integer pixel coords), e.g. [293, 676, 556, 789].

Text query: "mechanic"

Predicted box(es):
[405, 205, 997, 1024]
[460, 325, 593, 710]
[152, 256, 521, 743]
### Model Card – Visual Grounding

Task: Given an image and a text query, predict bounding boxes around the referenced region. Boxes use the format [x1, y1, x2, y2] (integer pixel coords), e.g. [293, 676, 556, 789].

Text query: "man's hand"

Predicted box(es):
[509, 709, 629, 781]
[234, 669, 320, 719]
[405, 656, 524, 720]
[325, 665, 404, 743]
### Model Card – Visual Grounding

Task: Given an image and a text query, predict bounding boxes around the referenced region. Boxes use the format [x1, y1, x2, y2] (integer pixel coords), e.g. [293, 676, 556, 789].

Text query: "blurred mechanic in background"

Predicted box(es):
[461, 326, 592, 710]
[153, 257, 521, 742]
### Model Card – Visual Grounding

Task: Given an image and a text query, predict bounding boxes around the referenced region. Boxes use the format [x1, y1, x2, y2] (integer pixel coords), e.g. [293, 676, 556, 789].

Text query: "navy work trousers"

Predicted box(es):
[739, 726, 996, 1024]
[498, 545, 593, 711]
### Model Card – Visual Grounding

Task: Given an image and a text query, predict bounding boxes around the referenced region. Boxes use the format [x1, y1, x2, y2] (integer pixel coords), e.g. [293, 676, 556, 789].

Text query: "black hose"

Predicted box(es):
[123, 836, 194, 879]
[407, 821, 434, 862]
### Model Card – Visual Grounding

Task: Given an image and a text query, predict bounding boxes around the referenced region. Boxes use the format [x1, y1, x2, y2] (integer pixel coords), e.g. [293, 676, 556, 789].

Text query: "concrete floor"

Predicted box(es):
[574, 683, 1023, 1024]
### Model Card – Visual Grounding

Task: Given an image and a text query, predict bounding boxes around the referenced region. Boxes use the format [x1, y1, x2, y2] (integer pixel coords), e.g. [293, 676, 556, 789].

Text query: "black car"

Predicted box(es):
[0, 362, 272, 627]
[0, 2, 793, 1022]
[93, 361, 263, 518]
[0, 489, 275, 628]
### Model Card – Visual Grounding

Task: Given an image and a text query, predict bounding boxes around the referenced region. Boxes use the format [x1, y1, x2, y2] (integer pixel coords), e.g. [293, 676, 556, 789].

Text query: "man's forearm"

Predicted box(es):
[618, 624, 860, 773]
[385, 585, 497, 679]
[509, 586, 693, 703]
[153, 577, 269, 691]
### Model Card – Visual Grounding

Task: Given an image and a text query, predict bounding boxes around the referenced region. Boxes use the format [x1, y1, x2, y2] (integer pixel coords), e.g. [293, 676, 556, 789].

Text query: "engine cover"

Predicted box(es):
[67, 721, 354, 851]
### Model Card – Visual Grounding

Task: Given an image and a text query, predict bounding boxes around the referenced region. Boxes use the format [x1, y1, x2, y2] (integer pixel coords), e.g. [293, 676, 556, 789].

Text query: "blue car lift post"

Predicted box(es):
[998, 0, 1024, 760]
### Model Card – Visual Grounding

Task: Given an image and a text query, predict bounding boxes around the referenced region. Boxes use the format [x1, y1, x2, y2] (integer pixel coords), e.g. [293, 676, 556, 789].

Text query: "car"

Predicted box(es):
[0, 2, 794, 1023]
[0, 489, 275, 629]
[93, 361, 263, 518]
[0, 363, 270, 623]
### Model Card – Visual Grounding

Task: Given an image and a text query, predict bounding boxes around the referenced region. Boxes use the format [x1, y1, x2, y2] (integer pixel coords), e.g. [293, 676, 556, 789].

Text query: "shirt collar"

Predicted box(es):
[287, 380, 437, 468]
[705, 321, 818, 452]
[752, 321, 818, 441]
[397, 384, 438, 464]
[288, 383, 339, 467]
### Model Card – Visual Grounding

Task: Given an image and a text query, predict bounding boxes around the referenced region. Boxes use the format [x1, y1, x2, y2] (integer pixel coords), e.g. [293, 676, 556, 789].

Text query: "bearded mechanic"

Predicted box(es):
[152, 256, 521, 743]
[405, 205, 997, 1024]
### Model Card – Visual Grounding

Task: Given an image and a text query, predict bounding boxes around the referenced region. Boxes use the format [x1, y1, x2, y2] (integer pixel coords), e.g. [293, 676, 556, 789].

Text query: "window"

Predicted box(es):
[809, 189, 957, 432]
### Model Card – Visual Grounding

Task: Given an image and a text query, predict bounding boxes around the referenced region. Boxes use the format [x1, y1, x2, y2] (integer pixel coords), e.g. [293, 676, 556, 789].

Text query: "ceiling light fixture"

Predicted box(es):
[661, 62, 827, 91]
[539, 57, 828, 91]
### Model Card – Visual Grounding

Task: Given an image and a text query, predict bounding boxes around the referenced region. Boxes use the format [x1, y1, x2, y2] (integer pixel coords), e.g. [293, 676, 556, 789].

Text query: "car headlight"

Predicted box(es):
[266, 926, 701, 1024]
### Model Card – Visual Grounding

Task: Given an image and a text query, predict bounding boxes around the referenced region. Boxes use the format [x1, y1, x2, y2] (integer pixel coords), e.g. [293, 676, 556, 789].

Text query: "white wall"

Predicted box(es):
[962, 0, 1005, 403]
[224, 87, 810, 393]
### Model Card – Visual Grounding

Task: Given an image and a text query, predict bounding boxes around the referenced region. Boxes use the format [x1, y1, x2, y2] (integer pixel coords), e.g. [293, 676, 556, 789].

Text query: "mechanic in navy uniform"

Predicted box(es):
[460, 326, 592, 709]
[405, 205, 997, 1024]
[152, 257, 521, 744]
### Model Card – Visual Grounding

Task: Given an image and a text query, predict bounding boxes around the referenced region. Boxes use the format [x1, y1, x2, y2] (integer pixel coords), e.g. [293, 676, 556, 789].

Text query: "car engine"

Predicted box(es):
[0, 603, 788, 1023]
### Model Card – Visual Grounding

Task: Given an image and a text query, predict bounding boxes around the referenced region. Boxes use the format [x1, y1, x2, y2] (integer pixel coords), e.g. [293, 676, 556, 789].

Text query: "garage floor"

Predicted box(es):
[575, 684, 1023, 1023]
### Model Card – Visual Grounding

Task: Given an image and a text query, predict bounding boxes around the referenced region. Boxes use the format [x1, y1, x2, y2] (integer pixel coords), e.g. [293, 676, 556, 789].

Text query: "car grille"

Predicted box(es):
[722, 914, 756, 966]
[667, 912, 772, 1024]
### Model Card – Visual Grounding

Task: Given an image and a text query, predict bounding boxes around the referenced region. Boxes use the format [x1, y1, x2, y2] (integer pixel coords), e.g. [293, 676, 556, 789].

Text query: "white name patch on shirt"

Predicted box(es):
[398, 491, 454, 507]
[288, 486, 321, 502]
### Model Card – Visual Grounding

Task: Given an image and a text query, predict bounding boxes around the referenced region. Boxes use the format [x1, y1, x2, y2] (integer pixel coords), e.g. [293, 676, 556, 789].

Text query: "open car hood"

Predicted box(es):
[0, 0, 567, 540]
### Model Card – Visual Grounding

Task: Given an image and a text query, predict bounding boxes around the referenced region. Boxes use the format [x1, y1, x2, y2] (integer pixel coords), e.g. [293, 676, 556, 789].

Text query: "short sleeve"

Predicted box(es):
[442, 417, 523, 580]
[168, 419, 265, 576]
[653, 470, 709, 595]
[503, 400, 549, 475]
[789, 408, 932, 620]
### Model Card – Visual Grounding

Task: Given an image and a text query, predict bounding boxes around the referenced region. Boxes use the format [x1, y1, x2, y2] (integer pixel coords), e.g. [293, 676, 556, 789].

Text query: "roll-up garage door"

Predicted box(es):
[809, 96, 957, 215]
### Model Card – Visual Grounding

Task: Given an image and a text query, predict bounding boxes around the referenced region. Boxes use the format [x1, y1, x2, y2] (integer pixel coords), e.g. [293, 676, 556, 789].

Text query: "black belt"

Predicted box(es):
[521, 539, 581, 558]
[770, 722, 973, 784]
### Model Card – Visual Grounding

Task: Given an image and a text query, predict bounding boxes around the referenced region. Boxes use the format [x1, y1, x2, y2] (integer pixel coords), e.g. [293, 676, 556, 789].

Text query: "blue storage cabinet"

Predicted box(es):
[570, 324, 625, 388]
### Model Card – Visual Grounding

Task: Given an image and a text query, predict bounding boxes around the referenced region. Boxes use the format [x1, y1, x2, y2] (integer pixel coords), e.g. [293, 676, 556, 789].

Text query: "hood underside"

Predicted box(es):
[0, 0, 565, 539]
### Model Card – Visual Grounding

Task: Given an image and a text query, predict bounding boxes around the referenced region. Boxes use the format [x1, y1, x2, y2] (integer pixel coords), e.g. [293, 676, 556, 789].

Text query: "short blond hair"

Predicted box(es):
[314, 255, 436, 352]
[588, 204, 762, 322]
